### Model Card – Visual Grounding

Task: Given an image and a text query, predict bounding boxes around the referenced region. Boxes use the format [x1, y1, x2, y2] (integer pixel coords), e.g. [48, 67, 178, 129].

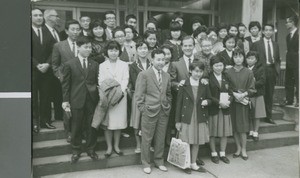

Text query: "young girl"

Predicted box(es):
[175, 62, 211, 173]
[143, 30, 159, 61]
[208, 55, 233, 164]
[213, 23, 227, 54]
[128, 41, 152, 153]
[228, 24, 244, 52]
[99, 41, 129, 157]
[225, 48, 255, 160]
[245, 21, 261, 48]
[89, 20, 107, 64]
[246, 51, 266, 141]
[124, 25, 137, 63]
[163, 21, 183, 61]
[217, 34, 237, 69]
[237, 23, 250, 54]
[112, 27, 130, 62]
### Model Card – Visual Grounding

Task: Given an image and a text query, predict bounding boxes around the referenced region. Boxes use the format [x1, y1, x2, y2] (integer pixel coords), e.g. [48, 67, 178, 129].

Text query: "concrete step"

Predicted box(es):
[32, 119, 295, 158]
[32, 131, 299, 177]
[33, 110, 284, 143]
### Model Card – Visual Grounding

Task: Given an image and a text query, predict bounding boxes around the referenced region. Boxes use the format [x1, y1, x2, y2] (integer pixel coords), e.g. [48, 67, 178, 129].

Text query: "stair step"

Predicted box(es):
[259, 120, 295, 134]
[33, 131, 298, 177]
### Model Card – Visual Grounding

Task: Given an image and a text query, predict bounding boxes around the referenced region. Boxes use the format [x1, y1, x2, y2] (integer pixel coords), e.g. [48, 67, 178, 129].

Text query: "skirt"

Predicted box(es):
[250, 96, 266, 119]
[129, 92, 141, 129]
[209, 110, 233, 137]
[231, 102, 250, 133]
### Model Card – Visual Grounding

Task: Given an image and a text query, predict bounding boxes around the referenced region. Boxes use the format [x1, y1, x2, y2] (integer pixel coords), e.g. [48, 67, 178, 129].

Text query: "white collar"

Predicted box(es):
[290, 28, 297, 36]
[213, 73, 222, 80]
[45, 23, 54, 31]
[248, 65, 254, 70]
[32, 25, 41, 33]
[189, 77, 199, 86]
[152, 66, 161, 75]
[183, 55, 194, 62]
[263, 37, 272, 43]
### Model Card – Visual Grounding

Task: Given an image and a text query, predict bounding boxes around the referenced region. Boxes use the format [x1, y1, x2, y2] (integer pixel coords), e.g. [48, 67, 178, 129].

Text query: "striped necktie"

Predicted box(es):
[158, 70, 162, 90]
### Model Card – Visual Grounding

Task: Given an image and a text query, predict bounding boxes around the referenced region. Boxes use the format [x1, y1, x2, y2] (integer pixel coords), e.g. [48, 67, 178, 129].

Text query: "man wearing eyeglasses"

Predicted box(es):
[104, 11, 116, 41]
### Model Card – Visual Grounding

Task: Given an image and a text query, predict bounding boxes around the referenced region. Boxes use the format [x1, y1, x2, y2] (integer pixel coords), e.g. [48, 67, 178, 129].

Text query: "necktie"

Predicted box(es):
[267, 40, 273, 64]
[38, 29, 42, 44]
[188, 58, 191, 69]
[158, 70, 162, 90]
[52, 29, 58, 42]
[72, 42, 76, 57]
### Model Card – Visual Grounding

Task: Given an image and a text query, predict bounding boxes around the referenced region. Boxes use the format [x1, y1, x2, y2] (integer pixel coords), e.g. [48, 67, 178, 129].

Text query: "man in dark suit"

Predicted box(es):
[44, 9, 63, 122]
[79, 16, 92, 37]
[251, 24, 281, 124]
[104, 11, 116, 41]
[61, 36, 99, 163]
[52, 19, 81, 141]
[32, 8, 56, 132]
[135, 49, 172, 174]
[282, 16, 299, 107]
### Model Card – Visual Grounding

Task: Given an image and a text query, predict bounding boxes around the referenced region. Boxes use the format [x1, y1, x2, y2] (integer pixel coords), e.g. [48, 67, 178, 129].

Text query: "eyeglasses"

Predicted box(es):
[50, 14, 59, 18]
[106, 17, 116, 20]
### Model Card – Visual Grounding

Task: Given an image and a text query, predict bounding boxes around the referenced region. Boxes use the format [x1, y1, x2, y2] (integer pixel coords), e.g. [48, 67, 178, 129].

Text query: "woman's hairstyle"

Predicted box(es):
[143, 29, 158, 40]
[112, 26, 125, 38]
[123, 24, 137, 38]
[145, 18, 158, 29]
[207, 26, 217, 35]
[191, 16, 204, 26]
[210, 55, 224, 67]
[227, 24, 238, 35]
[222, 34, 237, 48]
[103, 40, 122, 57]
[232, 47, 246, 62]
[193, 25, 208, 38]
[135, 41, 149, 50]
[246, 51, 259, 61]
[169, 21, 182, 31]
[89, 19, 107, 40]
[248, 21, 261, 31]
[216, 23, 228, 35]
[189, 61, 205, 71]
[76, 36, 92, 47]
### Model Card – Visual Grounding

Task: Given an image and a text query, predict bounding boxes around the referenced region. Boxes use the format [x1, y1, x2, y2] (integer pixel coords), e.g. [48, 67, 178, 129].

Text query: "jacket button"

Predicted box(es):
[182, 114, 184, 117]
[203, 114, 205, 116]
[186, 97, 188, 99]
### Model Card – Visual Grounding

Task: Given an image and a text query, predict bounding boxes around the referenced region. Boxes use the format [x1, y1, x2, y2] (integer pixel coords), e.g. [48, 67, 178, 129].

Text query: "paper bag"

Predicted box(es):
[167, 137, 190, 169]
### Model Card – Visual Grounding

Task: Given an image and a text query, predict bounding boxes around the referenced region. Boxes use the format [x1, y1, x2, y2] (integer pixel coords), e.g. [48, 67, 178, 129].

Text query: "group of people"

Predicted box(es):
[32, 7, 299, 174]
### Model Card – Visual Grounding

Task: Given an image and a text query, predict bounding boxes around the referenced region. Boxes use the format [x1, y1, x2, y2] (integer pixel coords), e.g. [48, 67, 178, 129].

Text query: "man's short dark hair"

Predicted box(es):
[191, 16, 204, 26]
[248, 21, 261, 31]
[151, 48, 165, 59]
[287, 15, 299, 26]
[76, 36, 92, 47]
[31, 7, 43, 16]
[126, 14, 137, 22]
[182, 36, 195, 46]
[104, 11, 116, 20]
[79, 16, 91, 20]
[65, 19, 81, 30]
[262, 24, 274, 30]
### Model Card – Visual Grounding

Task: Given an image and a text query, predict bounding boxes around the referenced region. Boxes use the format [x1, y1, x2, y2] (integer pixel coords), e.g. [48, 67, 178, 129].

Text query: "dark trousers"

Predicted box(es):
[50, 76, 63, 120]
[71, 94, 97, 155]
[141, 110, 169, 168]
[285, 66, 299, 103]
[32, 71, 39, 127]
[264, 65, 277, 119]
[38, 71, 52, 126]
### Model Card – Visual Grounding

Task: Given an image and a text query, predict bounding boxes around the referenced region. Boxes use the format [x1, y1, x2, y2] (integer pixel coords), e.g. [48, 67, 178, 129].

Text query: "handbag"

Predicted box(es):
[167, 134, 191, 169]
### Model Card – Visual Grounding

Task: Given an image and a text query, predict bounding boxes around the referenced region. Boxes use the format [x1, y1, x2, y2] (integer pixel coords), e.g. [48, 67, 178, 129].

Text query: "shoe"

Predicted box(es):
[66, 135, 71, 143]
[252, 136, 259, 142]
[104, 151, 112, 158]
[121, 132, 130, 138]
[264, 118, 276, 125]
[71, 154, 80, 163]
[43, 123, 56, 129]
[211, 156, 219, 164]
[113, 148, 124, 156]
[247, 135, 253, 139]
[196, 158, 205, 166]
[280, 100, 293, 106]
[183, 168, 192, 174]
[233, 153, 240, 158]
[194, 166, 207, 173]
[294, 103, 299, 107]
[143, 167, 151, 174]
[87, 152, 98, 160]
[134, 148, 141, 154]
[241, 154, 248, 161]
[150, 147, 154, 152]
[156, 165, 168, 172]
[220, 156, 230, 164]
[33, 125, 39, 133]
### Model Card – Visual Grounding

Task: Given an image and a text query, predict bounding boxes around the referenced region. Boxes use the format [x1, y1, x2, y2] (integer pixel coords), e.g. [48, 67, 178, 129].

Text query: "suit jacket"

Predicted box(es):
[105, 28, 113, 41]
[251, 39, 281, 75]
[128, 59, 151, 91]
[62, 57, 99, 109]
[135, 67, 172, 117]
[32, 27, 52, 68]
[52, 40, 77, 81]
[208, 73, 233, 116]
[119, 47, 130, 62]
[249, 63, 265, 96]
[169, 56, 200, 90]
[286, 29, 299, 68]
[217, 50, 234, 67]
[175, 79, 212, 124]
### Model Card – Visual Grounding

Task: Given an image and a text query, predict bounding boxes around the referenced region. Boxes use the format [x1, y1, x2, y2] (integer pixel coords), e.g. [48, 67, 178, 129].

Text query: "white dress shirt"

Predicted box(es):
[263, 37, 274, 64]
[152, 66, 162, 83]
[45, 24, 60, 42]
[290, 28, 297, 39]
[67, 38, 77, 57]
[78, 54, 88, 69]
[183, 55, 195, 70]
[162, 63, 170, 73]
[32, 25, 43, 44]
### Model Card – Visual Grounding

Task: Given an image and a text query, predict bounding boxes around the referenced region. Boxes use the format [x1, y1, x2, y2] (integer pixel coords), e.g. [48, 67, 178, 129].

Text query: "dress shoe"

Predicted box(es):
[134, 148, 141, 154]
[71, 154, 80, 163]
[294, 103, 299, 107]
[113, 148, 124, 156]
[33, 125, 39, 133]
[264, 118, 276, 124]
[183, 168, 192, 174]
[156, 165, 168, 172]
[233, 153, 240, 158]
[220, 156, 230, 164]
[143, 167, 151, 174]
[66, 135, 71, 143]
[42, 123, 56, 129]
[280, 100, 293, 106]
[252, 136, 259, 142]
[194, 166, 207, 173]
[241, 155, 248, 161]
[87, 152, 98, 160]
[211, 156, 219, 164]
[104, 151, 112, 158]
[196, 158, 205, 166]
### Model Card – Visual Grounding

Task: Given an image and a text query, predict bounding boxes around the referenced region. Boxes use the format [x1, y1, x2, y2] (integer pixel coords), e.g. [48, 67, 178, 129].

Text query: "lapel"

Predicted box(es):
[211, 74, 221, 89]
[178, 58, 189, 79]
[75, 57, 86, 78]
[150, 68, 161, 90]
[62, 40, 75, 58]
[183, 79, 194, 101]
[259, 39, 267, 61]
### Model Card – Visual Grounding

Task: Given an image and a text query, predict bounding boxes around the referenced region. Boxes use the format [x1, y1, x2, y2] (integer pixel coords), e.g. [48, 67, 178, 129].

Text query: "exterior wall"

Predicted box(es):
[219, 0, 242, 24]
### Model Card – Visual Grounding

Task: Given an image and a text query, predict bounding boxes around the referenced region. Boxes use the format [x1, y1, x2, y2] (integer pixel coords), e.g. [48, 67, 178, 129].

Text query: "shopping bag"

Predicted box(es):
[167, 137, 190, 169]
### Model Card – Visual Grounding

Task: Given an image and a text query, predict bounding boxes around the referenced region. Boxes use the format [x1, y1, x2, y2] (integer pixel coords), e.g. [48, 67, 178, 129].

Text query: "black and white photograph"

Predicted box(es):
[2, 0, 298, 177]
